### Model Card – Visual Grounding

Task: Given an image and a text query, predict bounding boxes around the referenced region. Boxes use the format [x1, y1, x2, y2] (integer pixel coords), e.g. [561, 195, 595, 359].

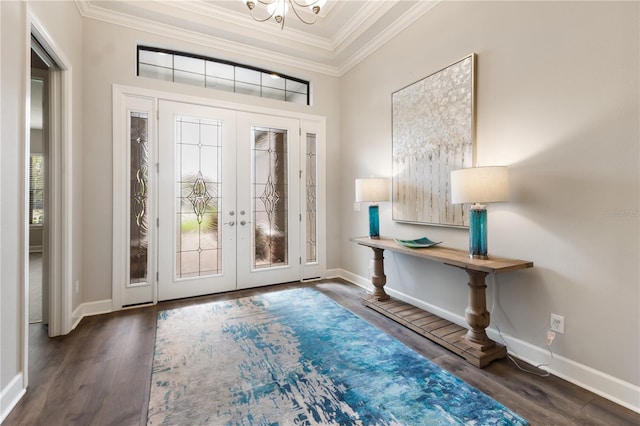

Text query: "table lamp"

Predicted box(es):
[355, 178, 390, 239]
[450, 166, 509, 259]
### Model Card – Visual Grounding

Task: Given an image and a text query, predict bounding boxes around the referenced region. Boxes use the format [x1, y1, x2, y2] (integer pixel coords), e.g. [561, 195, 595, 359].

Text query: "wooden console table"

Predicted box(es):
[351, 236, 533, 367]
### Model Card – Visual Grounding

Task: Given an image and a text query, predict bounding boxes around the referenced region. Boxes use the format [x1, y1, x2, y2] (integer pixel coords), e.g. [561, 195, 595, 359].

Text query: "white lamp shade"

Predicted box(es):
[355, 178, 390, 203]
[450, 166, 509, 204]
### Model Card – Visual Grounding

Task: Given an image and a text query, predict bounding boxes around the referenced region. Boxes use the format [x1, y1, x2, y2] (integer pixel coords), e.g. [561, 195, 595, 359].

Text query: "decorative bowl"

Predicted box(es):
[394, 237, 443, 248]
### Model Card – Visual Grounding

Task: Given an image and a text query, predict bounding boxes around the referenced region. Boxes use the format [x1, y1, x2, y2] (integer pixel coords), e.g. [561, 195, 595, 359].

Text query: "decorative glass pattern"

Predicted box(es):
[138, 46, 310, 105]
[253, 127, 288, 269]
[130, 112, 149, 283]
[176, 116, 223, 278]
[305, 133, 317, 263]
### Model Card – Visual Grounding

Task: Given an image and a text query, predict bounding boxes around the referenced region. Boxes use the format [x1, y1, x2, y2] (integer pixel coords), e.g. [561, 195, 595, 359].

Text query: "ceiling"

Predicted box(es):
[75, 0, 439, 76]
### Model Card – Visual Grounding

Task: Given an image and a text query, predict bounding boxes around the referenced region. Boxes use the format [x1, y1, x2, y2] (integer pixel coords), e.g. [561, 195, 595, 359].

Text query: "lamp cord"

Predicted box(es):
[490, 274, 553, 377]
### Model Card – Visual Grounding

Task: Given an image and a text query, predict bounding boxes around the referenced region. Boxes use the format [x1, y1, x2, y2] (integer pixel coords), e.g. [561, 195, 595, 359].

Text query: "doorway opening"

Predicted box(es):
[29, 39, 53, 328]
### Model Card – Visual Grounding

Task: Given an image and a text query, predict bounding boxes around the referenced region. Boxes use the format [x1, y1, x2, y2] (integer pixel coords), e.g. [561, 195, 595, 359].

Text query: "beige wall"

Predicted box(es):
[1, 0, 84, 410]
[2, 0, 638, 416]
[340, 0, 639, 393]
[80, 18, 341, 302]
[1, 0, 24, 393]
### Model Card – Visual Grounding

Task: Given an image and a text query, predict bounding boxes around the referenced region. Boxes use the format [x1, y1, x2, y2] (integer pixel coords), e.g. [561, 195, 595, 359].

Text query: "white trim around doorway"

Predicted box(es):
[26, 7, 75, 348]
[112, 84, 327, 309]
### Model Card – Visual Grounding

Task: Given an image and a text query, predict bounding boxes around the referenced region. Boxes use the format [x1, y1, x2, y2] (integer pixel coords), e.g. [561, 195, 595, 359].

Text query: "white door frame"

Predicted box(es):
[112, 85, 326, 307]
[22, 7, 75, 393]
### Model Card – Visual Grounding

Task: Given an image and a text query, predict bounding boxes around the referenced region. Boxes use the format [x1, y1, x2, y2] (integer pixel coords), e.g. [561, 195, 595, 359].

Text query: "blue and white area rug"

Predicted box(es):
[147, 288, 528, 425]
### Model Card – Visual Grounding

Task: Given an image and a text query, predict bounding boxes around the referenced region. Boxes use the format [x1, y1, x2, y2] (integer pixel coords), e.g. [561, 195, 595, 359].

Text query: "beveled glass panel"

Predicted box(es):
[306, 133, 317, 263]
[235, 81, 261, 97]
[138, 63, 173, 82]
[178, 118, 200, 145]
[174, 70, 205, 88]
[262, 73, 286, 90]
[285, 91, 307, 105]
[139, 50, 173, 68]
[174, 55, 204, 74]
[252, 127, 288, 269]
[206, 76, 234, 92]
[206, 61, 234, 79]
[236, 67, 261, 85]
[175, 116, 223, 278]
[262, 86, 286, 102]
[129, 112, 149, 284]
[286, 79, 308, 95]
[200, 121, 221, 147]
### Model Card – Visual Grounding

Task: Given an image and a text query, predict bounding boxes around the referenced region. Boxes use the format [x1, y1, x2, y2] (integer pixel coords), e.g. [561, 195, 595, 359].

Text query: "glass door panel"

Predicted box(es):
[237, 113, 300, 288]
[305, 132, 317, 264]
[130, 112, 150, 285]
[300, 122, 325, 281]
[253, 126, 289, 269]
[175, 116, 222, 278]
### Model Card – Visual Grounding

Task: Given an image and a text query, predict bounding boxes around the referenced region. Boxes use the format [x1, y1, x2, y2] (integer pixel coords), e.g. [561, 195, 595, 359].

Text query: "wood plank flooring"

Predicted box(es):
[4, 279, 638, 426]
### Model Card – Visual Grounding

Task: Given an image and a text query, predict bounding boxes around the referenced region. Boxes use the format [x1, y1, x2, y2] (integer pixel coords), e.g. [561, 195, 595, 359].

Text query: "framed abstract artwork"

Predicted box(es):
[392, 53, 476, 227]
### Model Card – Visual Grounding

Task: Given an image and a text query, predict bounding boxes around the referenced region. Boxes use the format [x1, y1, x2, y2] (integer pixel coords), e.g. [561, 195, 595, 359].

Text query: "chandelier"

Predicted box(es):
[244, 0, 327, 30]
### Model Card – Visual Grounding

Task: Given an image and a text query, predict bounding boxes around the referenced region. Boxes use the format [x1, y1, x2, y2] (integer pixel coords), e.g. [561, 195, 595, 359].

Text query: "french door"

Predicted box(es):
[157, 101, 301, 300]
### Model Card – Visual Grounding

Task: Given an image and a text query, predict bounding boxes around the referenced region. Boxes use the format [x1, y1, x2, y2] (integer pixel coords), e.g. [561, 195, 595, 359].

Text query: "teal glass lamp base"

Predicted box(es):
[368, 204, 380, 239]
[469, 204, 488, 259]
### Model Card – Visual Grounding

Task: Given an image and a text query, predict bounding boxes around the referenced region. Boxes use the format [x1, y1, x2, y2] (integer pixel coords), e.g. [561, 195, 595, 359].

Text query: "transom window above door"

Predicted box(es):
[137, 46, 310, 105]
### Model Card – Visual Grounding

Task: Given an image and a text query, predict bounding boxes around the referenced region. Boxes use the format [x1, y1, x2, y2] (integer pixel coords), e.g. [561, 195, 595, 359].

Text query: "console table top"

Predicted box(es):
[351, 236, 533, 274]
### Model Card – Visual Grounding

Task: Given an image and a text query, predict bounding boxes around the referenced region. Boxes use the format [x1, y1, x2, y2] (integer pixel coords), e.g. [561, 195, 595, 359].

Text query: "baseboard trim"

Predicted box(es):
[0, 373, 26, 423]
[337, 269, 640, 413]
[71, 299, 113, 330]
[496, 331, 640, 413]
[325, 268, 343, 279]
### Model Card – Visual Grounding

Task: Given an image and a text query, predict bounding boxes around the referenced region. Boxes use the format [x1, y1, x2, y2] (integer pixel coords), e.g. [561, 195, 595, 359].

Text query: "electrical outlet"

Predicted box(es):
[353, 202, 361, 212]
[550, 313, 564, 334]
[75, 280, 80, 294]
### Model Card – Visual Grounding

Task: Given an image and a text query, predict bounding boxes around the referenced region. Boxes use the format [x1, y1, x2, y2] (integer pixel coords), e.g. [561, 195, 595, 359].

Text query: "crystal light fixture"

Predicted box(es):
[244, 0, 326, 30]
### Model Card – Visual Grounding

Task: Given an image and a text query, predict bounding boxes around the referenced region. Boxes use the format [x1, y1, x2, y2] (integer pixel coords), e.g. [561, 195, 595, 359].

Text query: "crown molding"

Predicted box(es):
[337, 0, 440, 75]
[331, 0, 398, 56]
[75, 0, 439, 77]
[77, 0, 341, 76]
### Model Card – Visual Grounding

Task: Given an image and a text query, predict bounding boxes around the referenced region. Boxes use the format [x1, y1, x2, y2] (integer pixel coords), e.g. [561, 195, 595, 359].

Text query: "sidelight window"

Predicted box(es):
[129, 112, 149, 284]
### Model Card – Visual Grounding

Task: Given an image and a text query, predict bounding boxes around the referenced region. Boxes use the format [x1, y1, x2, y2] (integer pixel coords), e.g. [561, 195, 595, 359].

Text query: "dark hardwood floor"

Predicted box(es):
[4, 280, 639, 425]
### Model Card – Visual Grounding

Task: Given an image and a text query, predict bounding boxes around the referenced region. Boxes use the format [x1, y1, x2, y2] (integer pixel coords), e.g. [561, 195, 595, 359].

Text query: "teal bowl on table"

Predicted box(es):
[394, 237, 442, 248]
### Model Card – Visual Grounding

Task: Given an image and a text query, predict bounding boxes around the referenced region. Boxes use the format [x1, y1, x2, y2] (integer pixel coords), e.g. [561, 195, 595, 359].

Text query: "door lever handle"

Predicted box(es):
[225, 221, 235, 226]
[240, 220, 252, 226]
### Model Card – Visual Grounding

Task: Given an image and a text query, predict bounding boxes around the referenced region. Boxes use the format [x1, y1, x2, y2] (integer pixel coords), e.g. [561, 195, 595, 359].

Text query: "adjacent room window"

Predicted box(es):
[29, 154, 45, 225]
[137, 46, 310, 106]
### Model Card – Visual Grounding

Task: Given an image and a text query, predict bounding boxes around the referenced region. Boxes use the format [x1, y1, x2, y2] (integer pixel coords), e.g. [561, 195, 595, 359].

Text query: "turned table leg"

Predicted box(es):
[369, 247, 390, 301]
[464, 270, 495, 350]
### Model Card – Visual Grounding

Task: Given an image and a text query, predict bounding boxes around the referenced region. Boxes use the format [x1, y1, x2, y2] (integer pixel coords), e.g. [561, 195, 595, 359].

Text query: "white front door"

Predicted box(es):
[157, 101, 301, 300]
[236, 113, 301, 289]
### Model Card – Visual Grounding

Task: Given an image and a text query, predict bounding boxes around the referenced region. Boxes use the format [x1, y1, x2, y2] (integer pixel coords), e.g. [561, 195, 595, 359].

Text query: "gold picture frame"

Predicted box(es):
[392, 53, 476, 227]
